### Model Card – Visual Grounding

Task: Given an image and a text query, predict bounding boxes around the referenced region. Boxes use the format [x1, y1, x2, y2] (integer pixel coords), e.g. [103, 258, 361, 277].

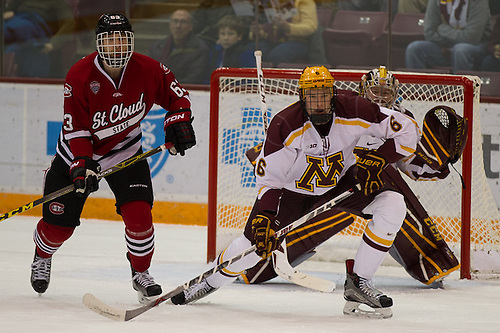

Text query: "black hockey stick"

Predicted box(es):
[0, 143, 174, 223]
[83, 184, 360, 321]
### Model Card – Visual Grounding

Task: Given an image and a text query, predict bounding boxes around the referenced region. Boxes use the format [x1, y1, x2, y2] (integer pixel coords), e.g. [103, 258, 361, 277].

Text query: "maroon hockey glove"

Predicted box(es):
[69, 156, 101, 198]
[164, 109, 196, 156]
[415, 105, 468, 171]
[355, 150, 387, 196]
[251, 212, 279, 259]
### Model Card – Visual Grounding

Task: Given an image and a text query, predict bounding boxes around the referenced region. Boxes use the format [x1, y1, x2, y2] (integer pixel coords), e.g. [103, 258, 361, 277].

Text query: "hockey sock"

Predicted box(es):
[33, 219, 75, 258]
[207, 235, 262, 288]
[354, 238, 390, 279]
[121, 201, 155, 272]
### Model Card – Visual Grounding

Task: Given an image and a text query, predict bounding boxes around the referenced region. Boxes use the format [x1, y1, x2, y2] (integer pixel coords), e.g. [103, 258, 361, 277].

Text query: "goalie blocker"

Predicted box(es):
[241, 105, 466, 285]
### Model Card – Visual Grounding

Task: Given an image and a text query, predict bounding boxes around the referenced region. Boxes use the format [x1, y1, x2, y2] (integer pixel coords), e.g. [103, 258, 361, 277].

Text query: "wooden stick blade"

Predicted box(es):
[272, 246, 336, 293]
[82, 293, 126, 321]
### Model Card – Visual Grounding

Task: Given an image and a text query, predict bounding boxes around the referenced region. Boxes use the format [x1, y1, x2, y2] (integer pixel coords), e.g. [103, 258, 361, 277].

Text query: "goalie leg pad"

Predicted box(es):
[383, 167, 460, 284]
[391, 215, 460, 285]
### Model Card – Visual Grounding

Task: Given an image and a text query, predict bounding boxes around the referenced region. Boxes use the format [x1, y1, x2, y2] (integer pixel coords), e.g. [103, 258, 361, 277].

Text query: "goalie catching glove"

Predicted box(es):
[164, 109, 196, 156]
[415, 105, 468, 171]
[356, 150, 387, 196]
[251, 212, 280, 259]
[70, 156, 101, 198]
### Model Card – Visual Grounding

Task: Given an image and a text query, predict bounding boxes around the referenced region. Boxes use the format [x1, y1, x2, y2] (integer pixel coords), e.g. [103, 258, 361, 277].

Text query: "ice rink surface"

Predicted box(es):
[1, 216, 499, 333]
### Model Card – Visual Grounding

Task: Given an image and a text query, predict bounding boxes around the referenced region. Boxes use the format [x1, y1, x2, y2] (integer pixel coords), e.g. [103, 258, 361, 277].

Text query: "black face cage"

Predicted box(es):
[96, 31, 134, 69]
[300, 87, 336, 125]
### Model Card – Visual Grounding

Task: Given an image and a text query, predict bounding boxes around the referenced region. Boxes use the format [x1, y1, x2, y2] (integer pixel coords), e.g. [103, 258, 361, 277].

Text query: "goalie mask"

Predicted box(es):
[359, 66, 399, 108]
[96, 13, 134, 69]
[298, 66, 336, 125]
[415, 105, 468, 170]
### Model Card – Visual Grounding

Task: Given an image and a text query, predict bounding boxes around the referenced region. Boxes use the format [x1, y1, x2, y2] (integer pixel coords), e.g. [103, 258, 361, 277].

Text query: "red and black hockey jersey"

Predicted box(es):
[57, 52, 191, 170]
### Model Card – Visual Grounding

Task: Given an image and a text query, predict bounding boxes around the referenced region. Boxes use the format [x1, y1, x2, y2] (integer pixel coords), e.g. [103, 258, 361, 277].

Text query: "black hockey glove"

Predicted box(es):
[355, 150, 387, 196]
[69, 156, 101, 198]
[251, 212, 280, 259]
[164, 109, 196, 156]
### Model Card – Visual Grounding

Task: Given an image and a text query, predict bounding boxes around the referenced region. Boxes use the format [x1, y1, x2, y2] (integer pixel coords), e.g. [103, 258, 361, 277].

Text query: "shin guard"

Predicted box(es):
[121, 201, 155, 273]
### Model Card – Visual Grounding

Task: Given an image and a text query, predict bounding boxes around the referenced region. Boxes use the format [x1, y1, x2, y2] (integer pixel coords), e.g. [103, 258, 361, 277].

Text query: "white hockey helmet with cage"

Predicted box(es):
[359, 66, 399, 108]
[95, 13, 134, 69]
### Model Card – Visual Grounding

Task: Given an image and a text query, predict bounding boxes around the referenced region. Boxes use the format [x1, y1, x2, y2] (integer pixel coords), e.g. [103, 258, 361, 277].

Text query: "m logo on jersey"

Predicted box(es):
[296, 152, 344, 192]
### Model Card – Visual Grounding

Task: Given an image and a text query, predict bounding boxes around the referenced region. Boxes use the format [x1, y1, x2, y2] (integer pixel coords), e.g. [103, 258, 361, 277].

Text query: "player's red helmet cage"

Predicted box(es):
[95, 13, 134, 69]
[298, 66, 336, 125]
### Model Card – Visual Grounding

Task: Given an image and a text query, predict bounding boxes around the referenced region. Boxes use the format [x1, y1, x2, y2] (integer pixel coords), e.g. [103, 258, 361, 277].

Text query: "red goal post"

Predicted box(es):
[208, 67, 500, 279]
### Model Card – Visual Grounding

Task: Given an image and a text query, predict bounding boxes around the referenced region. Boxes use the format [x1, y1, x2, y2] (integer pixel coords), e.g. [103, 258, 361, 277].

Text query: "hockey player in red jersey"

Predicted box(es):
[30, 13, 196, 303]
[171, 66, 420, 318]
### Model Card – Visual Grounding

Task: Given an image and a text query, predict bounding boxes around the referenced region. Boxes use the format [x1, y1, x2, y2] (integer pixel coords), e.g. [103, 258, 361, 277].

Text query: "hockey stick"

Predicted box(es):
[245, 50, 268, 163]
[0, 143, 174, 223]
[272, 239, 336, 292]
[255, 50, 269, 133]
[83, 184, 359, 321]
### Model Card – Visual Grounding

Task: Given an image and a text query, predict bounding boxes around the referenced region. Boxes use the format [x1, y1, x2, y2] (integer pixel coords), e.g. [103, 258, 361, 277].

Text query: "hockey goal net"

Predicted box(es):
[208, 67, 500, 279]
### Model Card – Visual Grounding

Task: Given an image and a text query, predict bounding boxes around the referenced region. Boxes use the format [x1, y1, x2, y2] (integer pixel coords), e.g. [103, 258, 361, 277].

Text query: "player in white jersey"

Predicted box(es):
[29, 13, 196, 303]
[240, 66, 463, 290]
[171, 66, 420, 318]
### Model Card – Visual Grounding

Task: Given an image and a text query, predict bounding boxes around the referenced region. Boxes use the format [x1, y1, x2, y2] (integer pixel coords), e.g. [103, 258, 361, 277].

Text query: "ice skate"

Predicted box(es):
[131, 267, 162, 304]
[343, 259, 393, 319]
[31, 252, 52, 295]
[171, 279, 218, 305]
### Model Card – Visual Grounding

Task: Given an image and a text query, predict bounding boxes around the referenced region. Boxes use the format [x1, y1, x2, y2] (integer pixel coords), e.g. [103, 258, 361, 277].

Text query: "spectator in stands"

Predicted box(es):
[192, 0, 235, 46]
[480, 19, 500, 71]
[490, 0, 500, 15]
[204, 15, 255, 83]
[397, 0, 428, 14]
[250, 0, 318, 66]
[149, 9, 210, 84]
[405, 0, 491, 74]
[3, 0, 75, 78]
[338, 0, 394, 12]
